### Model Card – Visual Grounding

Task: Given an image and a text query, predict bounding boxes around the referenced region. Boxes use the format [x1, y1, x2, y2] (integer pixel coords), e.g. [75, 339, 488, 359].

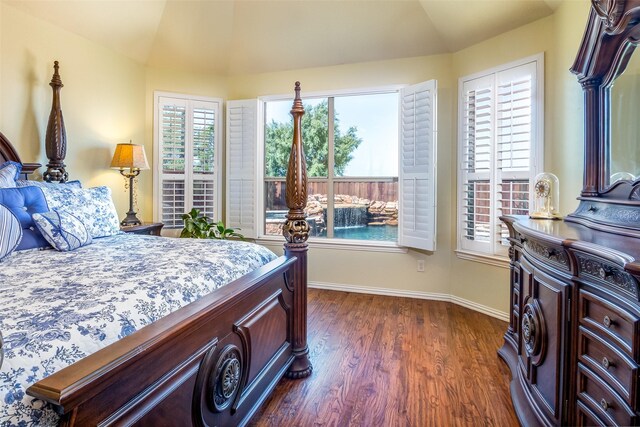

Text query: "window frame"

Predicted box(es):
[258, 85, 405, 250]
[152, 91, 223, 229]
[456, 53, 544, 266]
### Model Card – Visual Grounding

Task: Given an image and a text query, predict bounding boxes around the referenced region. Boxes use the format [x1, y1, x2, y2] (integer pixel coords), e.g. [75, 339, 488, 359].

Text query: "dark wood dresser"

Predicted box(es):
[120, 222, 164, 236]
[499, 2, 640, 424]
[499, 216, 640, 426]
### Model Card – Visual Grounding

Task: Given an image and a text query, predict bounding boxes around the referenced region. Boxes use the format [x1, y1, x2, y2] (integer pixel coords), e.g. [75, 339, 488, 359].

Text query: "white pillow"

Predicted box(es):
[40, 186, 120, 238]
[0, 203, 22, 261]
[0, 161, 20, 188]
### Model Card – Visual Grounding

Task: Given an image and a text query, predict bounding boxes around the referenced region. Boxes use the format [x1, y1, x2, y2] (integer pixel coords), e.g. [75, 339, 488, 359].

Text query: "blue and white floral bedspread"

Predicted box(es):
[0, 234, 276, 426]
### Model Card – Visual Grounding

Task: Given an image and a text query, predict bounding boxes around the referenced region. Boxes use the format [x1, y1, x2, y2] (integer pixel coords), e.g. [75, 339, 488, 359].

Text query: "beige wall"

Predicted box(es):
[0, 0, 593, 318]
[0, 2, 146, 218]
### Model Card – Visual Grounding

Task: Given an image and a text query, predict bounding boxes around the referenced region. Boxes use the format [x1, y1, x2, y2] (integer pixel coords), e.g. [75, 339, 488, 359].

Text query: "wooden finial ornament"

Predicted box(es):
[284, 81, 309, 242]
[44, 60, 68, 183]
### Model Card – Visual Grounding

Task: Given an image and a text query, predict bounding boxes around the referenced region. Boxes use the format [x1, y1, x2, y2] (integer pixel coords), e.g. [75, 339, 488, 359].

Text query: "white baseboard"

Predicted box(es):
[308, 281, 509, 322]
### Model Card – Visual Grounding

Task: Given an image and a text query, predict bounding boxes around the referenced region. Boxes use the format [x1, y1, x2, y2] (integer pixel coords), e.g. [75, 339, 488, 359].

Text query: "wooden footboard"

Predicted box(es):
[28, 256, 297, 426]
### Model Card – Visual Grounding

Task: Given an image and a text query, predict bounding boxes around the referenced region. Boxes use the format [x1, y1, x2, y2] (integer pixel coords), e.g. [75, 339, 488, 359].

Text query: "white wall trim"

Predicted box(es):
[309, 281, 509, 322]
[256, 237, 408, 253]
[454, 249, 510, 269]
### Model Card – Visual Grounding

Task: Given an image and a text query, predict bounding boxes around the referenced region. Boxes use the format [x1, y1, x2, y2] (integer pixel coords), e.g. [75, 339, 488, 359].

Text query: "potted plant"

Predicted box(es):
[180, 208, 244, 240]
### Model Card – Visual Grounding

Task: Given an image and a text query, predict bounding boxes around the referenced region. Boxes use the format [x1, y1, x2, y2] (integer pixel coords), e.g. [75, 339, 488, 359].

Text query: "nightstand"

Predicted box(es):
[120, 222, 164, 236]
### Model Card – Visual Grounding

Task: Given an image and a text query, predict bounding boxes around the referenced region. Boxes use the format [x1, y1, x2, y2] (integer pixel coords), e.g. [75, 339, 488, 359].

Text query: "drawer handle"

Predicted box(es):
[600, 398, 610, 411]
[603, 315, 612, 328]
[602, 357, 611, 369]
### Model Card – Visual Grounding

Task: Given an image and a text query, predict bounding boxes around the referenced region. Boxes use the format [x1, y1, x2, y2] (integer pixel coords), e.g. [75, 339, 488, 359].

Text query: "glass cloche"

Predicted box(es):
[530, 172, 561, 219]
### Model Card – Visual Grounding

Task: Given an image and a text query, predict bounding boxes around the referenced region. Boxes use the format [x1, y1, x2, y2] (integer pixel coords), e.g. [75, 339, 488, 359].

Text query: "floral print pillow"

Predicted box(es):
[32, 210, 92, 251]
[40, 186, 120, 238]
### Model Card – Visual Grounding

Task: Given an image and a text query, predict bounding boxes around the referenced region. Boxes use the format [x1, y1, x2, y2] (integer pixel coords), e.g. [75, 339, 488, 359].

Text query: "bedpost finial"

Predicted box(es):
[50, 61, 63, 88]
[291, 81, 304, 114]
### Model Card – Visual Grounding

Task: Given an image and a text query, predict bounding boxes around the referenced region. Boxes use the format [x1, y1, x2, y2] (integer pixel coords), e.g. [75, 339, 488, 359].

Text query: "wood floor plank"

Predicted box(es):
[251, 289, 518, 426]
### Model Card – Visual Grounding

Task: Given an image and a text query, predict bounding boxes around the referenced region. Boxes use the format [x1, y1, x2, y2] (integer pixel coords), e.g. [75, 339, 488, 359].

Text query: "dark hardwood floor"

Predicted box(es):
[251, 289, 518, 427]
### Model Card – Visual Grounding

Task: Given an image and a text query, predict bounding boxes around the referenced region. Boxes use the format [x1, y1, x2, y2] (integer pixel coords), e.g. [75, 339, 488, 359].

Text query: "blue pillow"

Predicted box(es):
[0, 204, 22, 261]
[0, 187, 51, 250]
[32, 210, 92, 251]
[0, 161, 21, 188]
[16, 179, 82, 189]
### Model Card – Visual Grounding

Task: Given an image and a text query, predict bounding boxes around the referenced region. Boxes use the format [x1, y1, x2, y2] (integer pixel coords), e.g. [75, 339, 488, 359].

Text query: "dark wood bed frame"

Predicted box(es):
[0, 81, 312, 426]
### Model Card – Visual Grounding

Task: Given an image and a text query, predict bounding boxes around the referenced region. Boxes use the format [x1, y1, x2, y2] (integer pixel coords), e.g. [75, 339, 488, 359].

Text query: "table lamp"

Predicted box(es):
[110, 141, 149, 226]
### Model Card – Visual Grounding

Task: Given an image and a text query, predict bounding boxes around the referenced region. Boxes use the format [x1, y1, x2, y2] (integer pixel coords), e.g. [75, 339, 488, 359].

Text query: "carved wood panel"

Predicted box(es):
[518, 257, 570, 424]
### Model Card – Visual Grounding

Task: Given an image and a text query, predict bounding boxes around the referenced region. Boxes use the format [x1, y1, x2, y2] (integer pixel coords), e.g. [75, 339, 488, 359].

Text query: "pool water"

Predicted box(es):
[333, 225, 397, 241]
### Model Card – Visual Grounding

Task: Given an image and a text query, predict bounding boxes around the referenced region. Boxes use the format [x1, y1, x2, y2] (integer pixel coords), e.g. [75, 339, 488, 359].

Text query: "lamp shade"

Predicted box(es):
[110, 143, 150, 170]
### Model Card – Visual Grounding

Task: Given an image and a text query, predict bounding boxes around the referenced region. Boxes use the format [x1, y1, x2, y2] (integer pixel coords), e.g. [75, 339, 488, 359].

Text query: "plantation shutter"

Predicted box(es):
[191, 101, 218, 221]
[226, 100, 259, 239]
[157, 97, 188, 228]
[154, 94, 221, 229]
[495, 63, 536, 253]
[457, 55, 542, 258]
[399, 80, 437, 251]
[459, 76, 494, 254]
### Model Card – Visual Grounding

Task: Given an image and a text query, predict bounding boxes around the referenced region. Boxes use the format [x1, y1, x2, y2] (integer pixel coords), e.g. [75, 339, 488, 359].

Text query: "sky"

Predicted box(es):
[265, 92, 399, 177]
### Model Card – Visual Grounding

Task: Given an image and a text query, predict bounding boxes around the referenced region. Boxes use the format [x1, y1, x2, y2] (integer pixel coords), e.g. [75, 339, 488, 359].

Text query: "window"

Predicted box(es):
[457, 54, 543, 260]
[227, 82, 437, 252]
[263, 93, 399, 242]
[153, 92, 222, 228]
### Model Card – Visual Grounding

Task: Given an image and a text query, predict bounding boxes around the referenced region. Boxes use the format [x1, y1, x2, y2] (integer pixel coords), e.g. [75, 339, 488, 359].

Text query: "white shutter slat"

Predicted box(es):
[399, 80, 437, 251]
[226, 99, 259, 239]
[161, 179, 186, 228]
[160, 103, 187, 174]
[192, 107, 216, 175]
[192, 178, 216, 220]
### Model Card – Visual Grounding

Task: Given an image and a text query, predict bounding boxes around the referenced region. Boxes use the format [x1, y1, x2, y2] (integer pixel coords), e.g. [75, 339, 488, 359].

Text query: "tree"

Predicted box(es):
[265, 100, 362, 177]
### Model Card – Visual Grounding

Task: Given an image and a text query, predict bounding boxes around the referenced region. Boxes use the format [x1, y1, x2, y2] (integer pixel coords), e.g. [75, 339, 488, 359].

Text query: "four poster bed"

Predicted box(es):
[0, 68, 312, 425]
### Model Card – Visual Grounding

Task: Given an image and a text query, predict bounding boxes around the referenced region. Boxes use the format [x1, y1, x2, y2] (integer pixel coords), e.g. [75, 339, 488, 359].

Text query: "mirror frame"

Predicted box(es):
[568, 0, 640, 237]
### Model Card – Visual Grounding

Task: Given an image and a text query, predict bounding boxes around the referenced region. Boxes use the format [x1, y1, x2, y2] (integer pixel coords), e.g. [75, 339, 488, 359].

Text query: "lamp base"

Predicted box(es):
[121, 211, 142, 227]
[119, 170, 142, 227]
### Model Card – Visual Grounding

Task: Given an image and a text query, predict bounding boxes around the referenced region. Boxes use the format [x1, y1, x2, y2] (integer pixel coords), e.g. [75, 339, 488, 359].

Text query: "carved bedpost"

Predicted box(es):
[283, 82, 312, 379]
[43, 61, 68, 183]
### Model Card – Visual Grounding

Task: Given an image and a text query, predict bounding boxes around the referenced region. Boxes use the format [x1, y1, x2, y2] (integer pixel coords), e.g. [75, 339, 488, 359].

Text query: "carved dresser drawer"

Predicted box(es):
[579, 290, 640, 360]
[577, 364, 637, 426]
[522, 238, 570, 273]
[575, 252, 639, 300]
[578, 326, 638, 407]
[576, 400, 610, 427]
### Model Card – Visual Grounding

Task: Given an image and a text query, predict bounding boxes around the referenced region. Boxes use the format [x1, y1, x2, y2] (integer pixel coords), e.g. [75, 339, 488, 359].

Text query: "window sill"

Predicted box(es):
[255, 236, 408, 254]
[455, 249, 510, 269]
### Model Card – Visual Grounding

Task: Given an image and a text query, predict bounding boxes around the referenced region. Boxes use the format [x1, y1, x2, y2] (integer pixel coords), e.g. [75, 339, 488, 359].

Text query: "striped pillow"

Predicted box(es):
[0, 161, 21, 188]
[0, 203, 22, 261]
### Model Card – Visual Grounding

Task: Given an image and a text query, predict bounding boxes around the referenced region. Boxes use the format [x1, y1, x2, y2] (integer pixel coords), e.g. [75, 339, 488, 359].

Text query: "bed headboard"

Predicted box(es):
[0, 131, 41, 176]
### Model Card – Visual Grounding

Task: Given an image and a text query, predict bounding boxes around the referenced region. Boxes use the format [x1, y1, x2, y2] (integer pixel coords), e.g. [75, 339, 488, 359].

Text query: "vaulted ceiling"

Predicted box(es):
[5, 0, 562, 75]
